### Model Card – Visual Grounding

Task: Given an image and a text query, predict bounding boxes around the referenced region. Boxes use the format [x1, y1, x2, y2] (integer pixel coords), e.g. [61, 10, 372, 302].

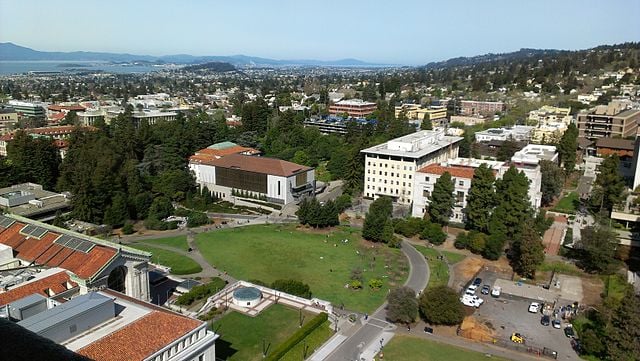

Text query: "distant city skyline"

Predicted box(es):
[1, 0, 639, 65]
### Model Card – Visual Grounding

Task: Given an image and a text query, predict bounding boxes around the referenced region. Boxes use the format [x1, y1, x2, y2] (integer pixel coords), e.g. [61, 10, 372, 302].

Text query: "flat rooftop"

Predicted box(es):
[361, 130, 462, 159]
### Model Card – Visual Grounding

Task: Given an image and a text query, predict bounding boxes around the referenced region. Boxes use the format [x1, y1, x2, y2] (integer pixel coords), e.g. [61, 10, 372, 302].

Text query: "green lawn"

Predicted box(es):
[414, 246, 449, 289]
[382, 335, 509, 361]
[194, 224, 408, 313]
[553, 192, 579, 214]
[280, 320, 333, 361]
[441, 250, 466, 264]
[130, 245, 202, 275]
[213, 304, 316, 361]
[139, 236, 189, 251]
[537, 260, 583, 276]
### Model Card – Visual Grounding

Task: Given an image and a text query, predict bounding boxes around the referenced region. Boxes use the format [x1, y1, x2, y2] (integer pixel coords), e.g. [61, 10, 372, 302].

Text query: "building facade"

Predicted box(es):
[328, 99, 377, 117]
[0, 108, 18, 135]
[190, 151, 314, 205]
[577, 102, 640, 139]
[529, 106, 574, 144]
[361, 130, 462, 205]
[475, 126, 534, 142]
[460, 100, 506, 116]
[7, 100, 46, 119]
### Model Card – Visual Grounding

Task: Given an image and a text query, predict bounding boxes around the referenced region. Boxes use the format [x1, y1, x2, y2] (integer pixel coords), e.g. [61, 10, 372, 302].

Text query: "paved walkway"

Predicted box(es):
[314, 240, 430, 360]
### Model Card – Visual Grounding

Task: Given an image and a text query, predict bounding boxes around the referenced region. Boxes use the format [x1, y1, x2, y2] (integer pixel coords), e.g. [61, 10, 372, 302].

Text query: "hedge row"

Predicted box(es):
[265, 312, 329, 361]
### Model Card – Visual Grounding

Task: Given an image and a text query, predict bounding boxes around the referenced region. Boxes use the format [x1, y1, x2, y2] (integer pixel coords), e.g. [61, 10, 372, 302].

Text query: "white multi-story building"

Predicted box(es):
[411, 158, 507, 222]
[361, 130, 462, 205]
[529, 106, 573, 144]
[475, 125, 534, 142]
[411, 144, 557, 223]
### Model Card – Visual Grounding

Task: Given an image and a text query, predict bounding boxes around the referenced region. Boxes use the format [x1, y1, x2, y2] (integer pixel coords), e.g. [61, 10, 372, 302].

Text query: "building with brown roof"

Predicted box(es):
[189, 143, 315, 205]
[0, 125, 96, 157]
[7, 289, 217, 361]
[577, 101, 640, 139]
[0, 214, 152, 302]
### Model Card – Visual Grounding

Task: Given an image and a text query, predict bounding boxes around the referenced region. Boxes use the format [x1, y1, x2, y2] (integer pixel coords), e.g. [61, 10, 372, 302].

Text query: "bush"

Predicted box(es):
[394, 217, 426, 238]
[144, 217, 168, 230]
[175, 278, 227, 306]
[335, 194, 352, 213]
[187, 211, 209, 227]
[122, 223, 134, 235]
[368, 278, 383, 290]
[387, 286, 418, 324]
[349, 280, 362, 289]
[419, 285, 464, 325]
[420, 222, 447, 245]
[271, 279, 312, 299]
[265, 313, 328, 361]
[482, 232, 506, 260]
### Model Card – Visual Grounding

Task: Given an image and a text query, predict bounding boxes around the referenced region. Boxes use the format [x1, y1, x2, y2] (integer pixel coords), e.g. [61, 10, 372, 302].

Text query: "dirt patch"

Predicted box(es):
[455, 257, 485, 281]
[459, 316, 496, 342]
[580, 276, 605, 305]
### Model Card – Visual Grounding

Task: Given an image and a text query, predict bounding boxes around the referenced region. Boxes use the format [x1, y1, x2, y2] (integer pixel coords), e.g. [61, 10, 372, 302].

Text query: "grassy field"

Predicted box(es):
[441, 250, 466, 264]
[553, 192, 579, 214]
[382, 335, 509, 361]
[280, 320, 333, 361]
[194, 224, 408, 313]
[414, 245, 449, 289]
[213, 304, 315, 361]
[139, 235, 189, 251]
[130, 244, 202, 275]
[537, 260, 583, 276]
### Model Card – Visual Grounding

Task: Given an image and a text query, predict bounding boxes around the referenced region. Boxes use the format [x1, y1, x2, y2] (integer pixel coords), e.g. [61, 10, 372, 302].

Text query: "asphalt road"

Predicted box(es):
[324, 240, 430, 360]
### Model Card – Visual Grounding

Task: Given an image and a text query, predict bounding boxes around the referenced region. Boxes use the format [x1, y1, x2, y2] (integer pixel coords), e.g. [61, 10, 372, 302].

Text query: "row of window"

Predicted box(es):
[154, 329, 206, 361]
[367, 185, 412, 196]
[423, 176, 466, 187]
[366, 178, 412, 187]
[367, 161, 414, 171]
[367, 170, 413, 179]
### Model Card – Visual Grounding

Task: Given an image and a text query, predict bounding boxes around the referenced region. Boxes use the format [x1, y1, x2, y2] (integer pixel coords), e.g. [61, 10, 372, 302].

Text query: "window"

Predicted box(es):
[423, 189, 430, 197]
[459, 180, 464, 186]
[408, 175, 412, 179]
[277, 181, 281, 196]
[425, 177, 430, 182]
[391, 172, 394, 177]
[384, 172, 387, 176]
[457, 191, 464, 203]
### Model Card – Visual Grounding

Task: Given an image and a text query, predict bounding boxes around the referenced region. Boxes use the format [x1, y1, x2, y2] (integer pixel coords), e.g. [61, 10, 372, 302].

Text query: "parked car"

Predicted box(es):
[491, 286, 501, 298]
[467, 284, 478, 291]
[510, 333, 525, 344]
[541, 315, 550, 326]
[528, 302, 541, 313]
[564, 325, 575, 338]
[423, 326, 434, 334]
[460, 294, 484, 308]
[473, 277, 482, 286]
[481, 285, 490, 295]
[552, 319, 562, 329]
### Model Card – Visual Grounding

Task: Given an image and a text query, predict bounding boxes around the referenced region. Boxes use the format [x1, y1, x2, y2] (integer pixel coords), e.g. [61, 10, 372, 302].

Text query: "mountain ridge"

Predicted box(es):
[0, 42, 386, 67]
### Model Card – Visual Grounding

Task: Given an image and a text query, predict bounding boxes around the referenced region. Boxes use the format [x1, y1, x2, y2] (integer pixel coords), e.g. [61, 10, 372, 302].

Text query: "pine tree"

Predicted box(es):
[421, 113, 433, 130]
[363, 197, 393, 242]
[492, 166, 532, 239]
[511, 223, 545, 278]
[428, 172, 455, 225]
[540, 160, 563, 206]
[466, 163, 496, 232]
[590, 155, 625, 213]
[558, 123, 578, 173]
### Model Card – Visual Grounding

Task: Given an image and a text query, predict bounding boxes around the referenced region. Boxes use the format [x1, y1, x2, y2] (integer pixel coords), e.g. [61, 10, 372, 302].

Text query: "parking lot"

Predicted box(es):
[464, 271, 581, 361]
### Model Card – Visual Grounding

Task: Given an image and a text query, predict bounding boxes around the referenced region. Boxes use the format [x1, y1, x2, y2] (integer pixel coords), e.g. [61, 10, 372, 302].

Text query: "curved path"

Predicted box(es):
[318, 240, 429, 360]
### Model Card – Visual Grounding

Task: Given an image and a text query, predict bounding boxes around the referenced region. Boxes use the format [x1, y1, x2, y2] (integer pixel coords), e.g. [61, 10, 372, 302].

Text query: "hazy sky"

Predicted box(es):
[1, 0, 639, 65]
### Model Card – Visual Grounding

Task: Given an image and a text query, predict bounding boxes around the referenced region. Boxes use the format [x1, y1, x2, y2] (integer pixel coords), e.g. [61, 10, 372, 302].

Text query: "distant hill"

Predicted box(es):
[181, 62, 236, 72]
[422, 48, 568, 70]
[0, 42, 384, 67]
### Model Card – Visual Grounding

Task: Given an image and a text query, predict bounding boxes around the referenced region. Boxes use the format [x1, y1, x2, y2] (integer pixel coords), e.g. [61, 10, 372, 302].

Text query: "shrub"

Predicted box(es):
[394, 217, 426, 238]
[387, 286, 418, 324]
[122, 223, 134, 235]
[187, 211, 209, 227]
[368, 278, 383, 290]
[265, 313, 328, 361]
[271, 279, 312, 299]
[334, 194, 352, 213]
[420, 222, 447, 245]
[419, 285, 464, 325]
[349, 280, 362, 289]
[175, 278, 227, 306]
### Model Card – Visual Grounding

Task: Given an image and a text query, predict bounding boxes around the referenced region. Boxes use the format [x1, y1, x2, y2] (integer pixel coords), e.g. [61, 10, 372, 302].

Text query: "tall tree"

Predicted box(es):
[539, 160, 563, 206]
[605, 288, 640, 360]
[7, 130, 61, 189]
[576, 225, 617, 273]
[590, 155, 625, 213]
[511, 223, 545, 278]
[428, 172, 455, 225]
[490, 166, 531, 239]
[558, 123, 578, 173]
[418, 286, 464, 325]
[363, 196, 393, 243]
[466, 163, 496, 232]
[496, 137, 518, 161]
[421, 113, 433, 130]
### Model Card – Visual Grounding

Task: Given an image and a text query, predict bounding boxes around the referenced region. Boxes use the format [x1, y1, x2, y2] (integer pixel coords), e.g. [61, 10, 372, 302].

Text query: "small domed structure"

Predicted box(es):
[232, 287, 262, 307]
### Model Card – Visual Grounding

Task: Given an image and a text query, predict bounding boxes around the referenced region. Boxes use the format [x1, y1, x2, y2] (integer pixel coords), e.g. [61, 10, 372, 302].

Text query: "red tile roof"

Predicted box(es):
[0, 271, 77, 306]
[417, 163, 477, 179]
[0, 125, 96, 141]
[0, 221, 118, 280]
[77, 311, 202, 361]
[190, 153, 312, 177]
[48, 105, 86, 112]
[193, 145, 259, 158]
